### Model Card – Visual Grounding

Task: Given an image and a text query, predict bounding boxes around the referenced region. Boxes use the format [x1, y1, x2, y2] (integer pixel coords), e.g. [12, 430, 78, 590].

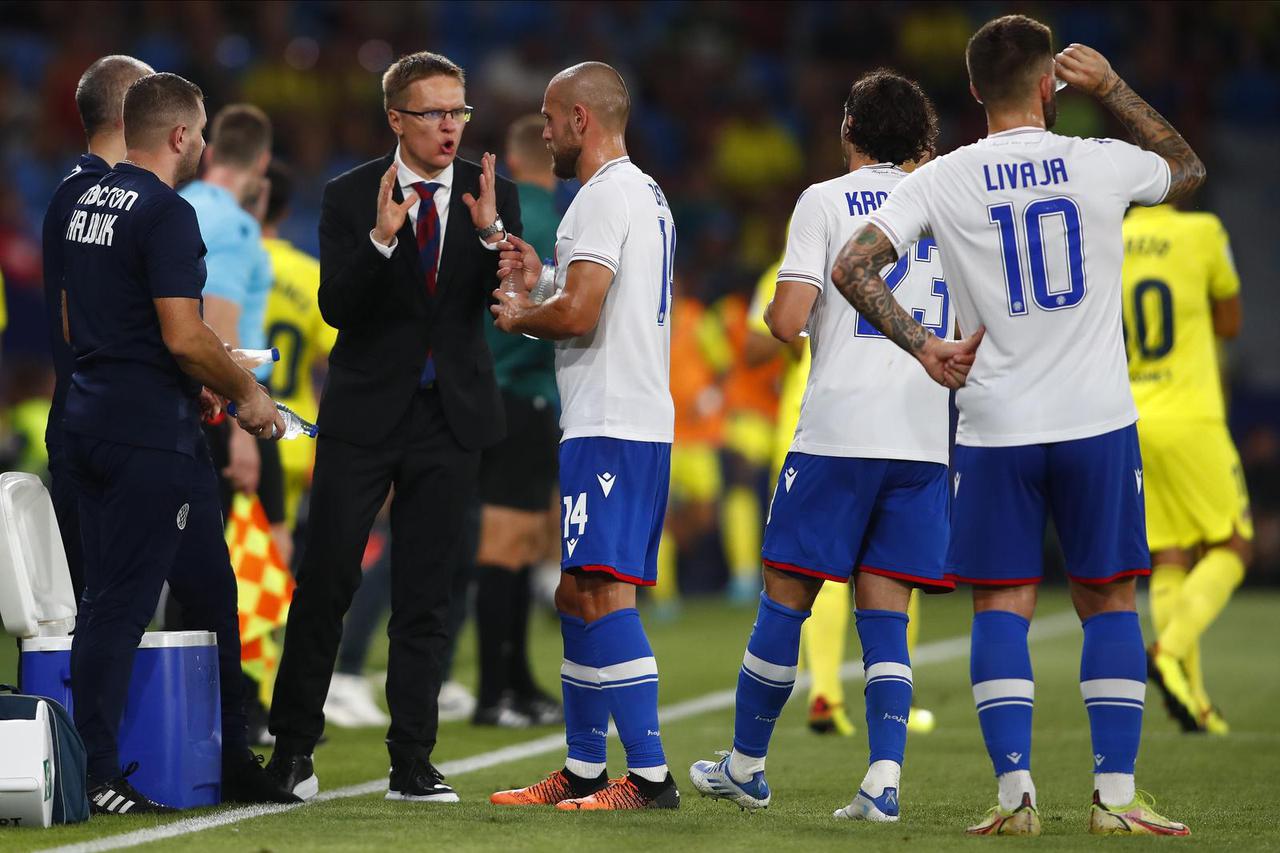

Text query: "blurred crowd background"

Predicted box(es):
[1, 0, 1278, 585]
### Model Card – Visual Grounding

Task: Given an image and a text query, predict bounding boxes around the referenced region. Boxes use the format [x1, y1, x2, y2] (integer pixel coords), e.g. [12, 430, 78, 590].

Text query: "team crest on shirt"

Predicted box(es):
[1134, 469, 1143, 494]
[596, 472, 616, 497]
[176, 503, 190, 530]
[784, 467, 798, 493]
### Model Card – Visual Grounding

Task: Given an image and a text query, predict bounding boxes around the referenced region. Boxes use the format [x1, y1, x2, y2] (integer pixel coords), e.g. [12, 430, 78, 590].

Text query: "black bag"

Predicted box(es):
[0, 684, 90, 824]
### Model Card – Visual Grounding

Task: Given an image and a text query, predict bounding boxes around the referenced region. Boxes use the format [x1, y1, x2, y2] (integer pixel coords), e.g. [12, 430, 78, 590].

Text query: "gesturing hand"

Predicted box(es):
[1054, 44, 1119, 99]
[372, 163, 417, 247]
[917, 326, 985, 389]
[462, 152, 500, 239]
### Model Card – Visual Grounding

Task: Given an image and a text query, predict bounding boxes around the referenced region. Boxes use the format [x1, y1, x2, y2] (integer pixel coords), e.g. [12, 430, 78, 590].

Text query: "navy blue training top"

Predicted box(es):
[61, 162, 208, 456]
[42, 152, 111, 455]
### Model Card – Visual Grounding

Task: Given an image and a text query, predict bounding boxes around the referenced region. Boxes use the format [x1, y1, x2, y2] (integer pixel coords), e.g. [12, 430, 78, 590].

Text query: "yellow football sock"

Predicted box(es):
[1159, 547, 1245, 660]
[906, 588, 921, 655]
[722, 485, 761, 581]
[653, 533, 678, 604]
[1148, 564, 1186, 637]
[803, 581, 849, 705]
[1185, 641, 1209, 708]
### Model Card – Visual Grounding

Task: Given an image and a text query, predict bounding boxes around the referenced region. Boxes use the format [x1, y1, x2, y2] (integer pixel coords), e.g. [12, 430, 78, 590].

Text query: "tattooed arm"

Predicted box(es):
[831, 222, 984, 389]
[831, 225, 926, 354]
[1055, 43, 1205, 202]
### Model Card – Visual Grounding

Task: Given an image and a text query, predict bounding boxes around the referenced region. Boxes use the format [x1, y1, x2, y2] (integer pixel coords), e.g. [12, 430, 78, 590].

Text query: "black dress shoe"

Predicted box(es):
[264, 751, 318, 801]
[223, 753, 303, 804]
[512, 690, 564, 726]
[386, 745, 458, 803]
[472, 697, 532, 729]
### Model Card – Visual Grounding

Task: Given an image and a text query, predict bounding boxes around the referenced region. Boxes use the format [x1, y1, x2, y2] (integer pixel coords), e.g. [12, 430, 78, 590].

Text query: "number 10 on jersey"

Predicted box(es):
[988, 196, 1087, 316]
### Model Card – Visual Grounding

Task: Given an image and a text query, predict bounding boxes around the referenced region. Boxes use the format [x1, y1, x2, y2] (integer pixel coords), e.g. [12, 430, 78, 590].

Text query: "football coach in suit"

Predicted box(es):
[267, 51, 521, 803]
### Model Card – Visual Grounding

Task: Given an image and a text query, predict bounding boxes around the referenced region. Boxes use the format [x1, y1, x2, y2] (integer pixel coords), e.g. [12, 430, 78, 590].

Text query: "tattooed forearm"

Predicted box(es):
[830, 224, 927, 354]
[1099, 75, 1205, 201]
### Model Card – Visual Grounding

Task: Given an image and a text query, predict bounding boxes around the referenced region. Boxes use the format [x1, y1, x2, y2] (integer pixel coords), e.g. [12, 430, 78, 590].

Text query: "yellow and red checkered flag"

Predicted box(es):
[225, 492, 295, 706]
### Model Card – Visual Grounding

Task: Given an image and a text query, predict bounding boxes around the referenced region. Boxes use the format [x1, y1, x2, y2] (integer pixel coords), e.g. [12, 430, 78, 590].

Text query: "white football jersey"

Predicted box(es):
[553, 156, 674, 443]
[869, 127, 1170, 447]
[779, 164, 950, 464]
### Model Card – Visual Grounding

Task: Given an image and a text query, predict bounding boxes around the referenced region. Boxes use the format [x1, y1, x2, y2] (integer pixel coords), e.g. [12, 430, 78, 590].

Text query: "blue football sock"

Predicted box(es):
[856, 609, 912, 766]
[586, 608, 666, 773]
[1080, 610, 1145, 778]
[733, 591, 809, 762]
[559, 612, 608, 772]
[971, 610, 1034, 778]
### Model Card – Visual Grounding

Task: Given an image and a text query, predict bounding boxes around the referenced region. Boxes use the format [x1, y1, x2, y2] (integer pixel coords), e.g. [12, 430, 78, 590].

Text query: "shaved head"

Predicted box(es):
[546, 61, 630, 131]
[76, 55, 154, 138]
[541, 62, 630, 180]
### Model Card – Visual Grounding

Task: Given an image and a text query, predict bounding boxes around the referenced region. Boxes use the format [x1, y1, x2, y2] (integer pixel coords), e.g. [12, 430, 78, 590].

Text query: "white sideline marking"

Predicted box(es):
[38, 610, 1079, 853]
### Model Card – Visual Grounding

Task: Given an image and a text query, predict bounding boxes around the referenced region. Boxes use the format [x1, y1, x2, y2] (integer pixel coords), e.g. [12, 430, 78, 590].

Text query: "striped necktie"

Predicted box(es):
[413, 181, 442, 386]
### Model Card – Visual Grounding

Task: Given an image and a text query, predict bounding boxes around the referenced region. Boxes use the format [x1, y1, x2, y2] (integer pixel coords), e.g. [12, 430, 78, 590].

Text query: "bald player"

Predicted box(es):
[488, 62, 679, 811]
[43, 55, 153, 602]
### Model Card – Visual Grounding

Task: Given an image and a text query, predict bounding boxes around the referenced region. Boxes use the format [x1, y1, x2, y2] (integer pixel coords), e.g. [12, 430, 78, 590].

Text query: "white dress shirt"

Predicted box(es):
[370, 145, 499, 262]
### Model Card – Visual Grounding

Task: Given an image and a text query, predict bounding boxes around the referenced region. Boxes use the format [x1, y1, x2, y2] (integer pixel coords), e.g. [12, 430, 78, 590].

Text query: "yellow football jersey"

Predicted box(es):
[747, 261, 811, 477]
[263, 237, 336, 487]
[1121, 205, 1239, 423]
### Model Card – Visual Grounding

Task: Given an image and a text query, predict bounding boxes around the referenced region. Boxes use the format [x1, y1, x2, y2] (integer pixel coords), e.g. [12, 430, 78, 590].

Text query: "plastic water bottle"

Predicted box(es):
[231, 347, 279, 369]
[227, 401, 317, 440]
[530, 259, 558, 304]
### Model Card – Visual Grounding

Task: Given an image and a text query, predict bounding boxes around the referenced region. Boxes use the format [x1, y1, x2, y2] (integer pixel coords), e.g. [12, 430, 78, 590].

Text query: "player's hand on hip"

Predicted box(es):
[490, 286, 532, 333]
[372, 163, 417, 247]
[1054, 44, 1119, 98]
[918, 326, 985, 389]
[462, 152, 500, 238]
[497, 234, 540, 291]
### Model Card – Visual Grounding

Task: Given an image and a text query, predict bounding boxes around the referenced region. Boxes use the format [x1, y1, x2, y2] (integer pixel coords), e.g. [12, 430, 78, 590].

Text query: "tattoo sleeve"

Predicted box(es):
[830, 224, 928, 354]
[1100, 75, 1205, 201]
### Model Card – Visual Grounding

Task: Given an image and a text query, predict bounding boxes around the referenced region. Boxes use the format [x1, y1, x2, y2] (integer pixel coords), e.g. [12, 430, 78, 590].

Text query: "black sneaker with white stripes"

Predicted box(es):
[89, 762, 177, 815]
[385, 742, 458, 803]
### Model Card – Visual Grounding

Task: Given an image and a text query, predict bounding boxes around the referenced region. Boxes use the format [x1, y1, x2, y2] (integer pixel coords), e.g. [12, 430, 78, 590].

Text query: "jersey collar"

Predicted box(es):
[986, 126, 1048, 140]
[587, 156, 632, 184]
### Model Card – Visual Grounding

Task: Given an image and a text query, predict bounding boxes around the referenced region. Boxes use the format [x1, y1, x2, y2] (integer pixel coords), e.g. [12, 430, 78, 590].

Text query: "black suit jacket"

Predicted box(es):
[315, 153, 521, 450]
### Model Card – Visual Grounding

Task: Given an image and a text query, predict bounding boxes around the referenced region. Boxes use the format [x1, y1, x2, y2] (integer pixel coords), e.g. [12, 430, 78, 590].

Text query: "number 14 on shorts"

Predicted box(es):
[563, 492, 589, 544]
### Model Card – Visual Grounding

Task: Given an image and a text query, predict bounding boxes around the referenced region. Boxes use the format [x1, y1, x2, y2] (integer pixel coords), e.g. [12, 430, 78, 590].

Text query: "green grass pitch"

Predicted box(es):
[2, 588, 1278, 851]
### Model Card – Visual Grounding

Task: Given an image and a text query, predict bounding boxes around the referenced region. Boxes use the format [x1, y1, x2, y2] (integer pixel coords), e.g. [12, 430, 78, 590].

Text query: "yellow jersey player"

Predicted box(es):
[1122, 203, 1251, 735]
[261, 162, 338, 528]
[747, 258, 935, 739]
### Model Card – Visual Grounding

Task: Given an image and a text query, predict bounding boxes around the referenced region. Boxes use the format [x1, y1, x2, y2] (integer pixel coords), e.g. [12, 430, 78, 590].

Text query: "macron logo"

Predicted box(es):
[1006, 752, 1022, 765]
[1095, 753, 1105, 767]
[1134, 469, 1143, 494]
[597, 472, 616, 497]
[784, 467, 798, 493]
[566, 538, 579, 557]
[953, 472, 962, 497]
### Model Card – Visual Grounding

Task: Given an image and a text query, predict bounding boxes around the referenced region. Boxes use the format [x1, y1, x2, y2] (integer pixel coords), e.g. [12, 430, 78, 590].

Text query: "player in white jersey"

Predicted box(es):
[487, 62, 679, 812]
[829, 16, 1203, 838]
[689, 70, 979, 823]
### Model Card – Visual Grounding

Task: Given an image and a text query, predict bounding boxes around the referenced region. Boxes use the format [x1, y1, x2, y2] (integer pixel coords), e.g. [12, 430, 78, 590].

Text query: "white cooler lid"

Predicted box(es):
[22, 630, 216, 652]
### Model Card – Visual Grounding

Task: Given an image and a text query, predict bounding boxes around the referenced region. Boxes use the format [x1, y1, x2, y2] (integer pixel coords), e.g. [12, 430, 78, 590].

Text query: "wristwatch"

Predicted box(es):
[477, 217, 505, 240]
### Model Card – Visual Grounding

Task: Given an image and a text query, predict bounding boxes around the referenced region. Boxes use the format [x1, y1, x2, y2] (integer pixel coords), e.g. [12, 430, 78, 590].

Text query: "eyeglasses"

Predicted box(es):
[392, 106, 473, 123]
